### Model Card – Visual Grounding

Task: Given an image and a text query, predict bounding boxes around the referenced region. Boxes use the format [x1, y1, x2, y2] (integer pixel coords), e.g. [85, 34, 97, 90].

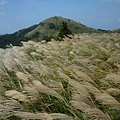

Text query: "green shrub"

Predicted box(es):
[58, 22, 73, 40]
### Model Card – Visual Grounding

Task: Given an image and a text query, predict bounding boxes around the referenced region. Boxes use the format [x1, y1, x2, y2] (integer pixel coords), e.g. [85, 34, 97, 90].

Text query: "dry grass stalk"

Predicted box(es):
[14, 111, 74, 120]
[32, 80, 62, 99]
[72, 69, 94, 83]
[72, 92, 94, 107]
[57, 71, 71, 82]
[16, 71, 33, 85]
[82, 82, 101, 95]
[50, 113, 73, 120]
[70, 100, 91, 112]
[86, 108, 111, 120]
[70, 100, 110, 120]
[107, 88, 120, 96]
[45, 79, 64, 91]
[96, 92, 120, 110]
[14, 111, 52, 120]
[69, 79, 90, 97]
[0, 104, 13, 119]
[5, 90, 30, 103]
[23, 85, 40, 101]
[105, 73, 120, 84]
[32, 63, 54, 77]
[2, 99, 23, 110]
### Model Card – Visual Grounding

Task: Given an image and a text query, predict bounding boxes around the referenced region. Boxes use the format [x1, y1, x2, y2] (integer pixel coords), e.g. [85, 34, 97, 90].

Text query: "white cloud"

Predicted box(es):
[0, 0, 7, 5]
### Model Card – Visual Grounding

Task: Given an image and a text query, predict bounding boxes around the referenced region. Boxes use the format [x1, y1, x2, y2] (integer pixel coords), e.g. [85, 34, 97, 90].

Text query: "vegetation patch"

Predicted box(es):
[0, 33, 120, 120]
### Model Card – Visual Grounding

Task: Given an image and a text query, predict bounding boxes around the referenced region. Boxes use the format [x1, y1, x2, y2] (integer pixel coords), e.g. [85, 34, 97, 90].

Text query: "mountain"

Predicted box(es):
[0, 16, 108, 48]
[0, 24, 38, 48]
[25, 16, 98, 39]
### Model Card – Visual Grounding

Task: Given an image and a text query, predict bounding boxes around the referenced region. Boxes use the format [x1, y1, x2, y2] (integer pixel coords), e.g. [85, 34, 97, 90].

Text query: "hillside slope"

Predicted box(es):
[0, 33, 120, 119]
[0, 16, 104, 48]
[0, 24, 38, 48]
[25, 16, 97, 39]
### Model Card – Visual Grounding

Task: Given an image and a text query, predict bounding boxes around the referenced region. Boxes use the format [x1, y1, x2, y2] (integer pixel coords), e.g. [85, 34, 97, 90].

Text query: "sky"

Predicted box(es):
[0, 0, 120, 34]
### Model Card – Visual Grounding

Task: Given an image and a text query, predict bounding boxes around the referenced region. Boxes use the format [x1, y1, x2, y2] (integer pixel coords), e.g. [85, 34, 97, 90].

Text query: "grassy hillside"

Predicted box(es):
[112, 29, 120, 33]
[0, 16, 108, 48]
[0, 24, 38, 48]
[0, 33, 120, 120]
[25, 16, 98, 39]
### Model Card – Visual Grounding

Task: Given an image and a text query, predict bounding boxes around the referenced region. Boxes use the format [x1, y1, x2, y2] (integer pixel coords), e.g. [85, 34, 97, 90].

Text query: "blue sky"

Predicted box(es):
[0, 0, 120, 34]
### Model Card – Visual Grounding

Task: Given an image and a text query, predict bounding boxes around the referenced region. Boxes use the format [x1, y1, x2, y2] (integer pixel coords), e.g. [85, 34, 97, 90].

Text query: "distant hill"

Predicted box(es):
[0, 24, 38, 48]
[112, 29, 120, 33]
[25, 16, 98, 39]
[0, 16, 109, 48]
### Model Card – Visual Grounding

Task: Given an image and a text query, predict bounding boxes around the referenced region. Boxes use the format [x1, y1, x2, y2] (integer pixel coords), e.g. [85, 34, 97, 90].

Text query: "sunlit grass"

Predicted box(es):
[0, 33, 120, 119]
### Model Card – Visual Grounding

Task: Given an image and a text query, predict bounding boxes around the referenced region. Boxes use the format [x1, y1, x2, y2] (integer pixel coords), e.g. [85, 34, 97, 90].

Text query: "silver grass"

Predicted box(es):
[72, 70, 94, 83]
[107, 88, 120, 96]
[96, 92, 120, 110]
[16, 71, 33, 85]
[0, 33, 119, 120]
[32, 80, 62, 99]
[29, 62, 54, 77]
[68, 79, 90, 98]
[50, 113, 73, 120]
[82, 82, 101, 95]
[105, 73, 120, 84]
[45, 79, 64, 91]
[70, 101, 110, 120]
[0, 104, 13, 119]
[5, 90, 30, 103]
[14, 111, 52, 120]
[72, 91, 94, 107]
[58, 70, 72, 81]
[14, 111, 74, 120]
[23, 85, 40, 101]
[2, 99, 23, 111]
[86, 108, 111, 120]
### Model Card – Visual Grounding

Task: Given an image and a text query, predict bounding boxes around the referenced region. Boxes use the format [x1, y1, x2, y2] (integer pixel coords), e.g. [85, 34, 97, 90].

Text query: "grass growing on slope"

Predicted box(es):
[0, 33, 120, 120]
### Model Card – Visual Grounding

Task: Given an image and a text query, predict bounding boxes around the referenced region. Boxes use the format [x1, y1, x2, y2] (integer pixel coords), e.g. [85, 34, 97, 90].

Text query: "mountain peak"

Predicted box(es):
[0, 16, 107, 48]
